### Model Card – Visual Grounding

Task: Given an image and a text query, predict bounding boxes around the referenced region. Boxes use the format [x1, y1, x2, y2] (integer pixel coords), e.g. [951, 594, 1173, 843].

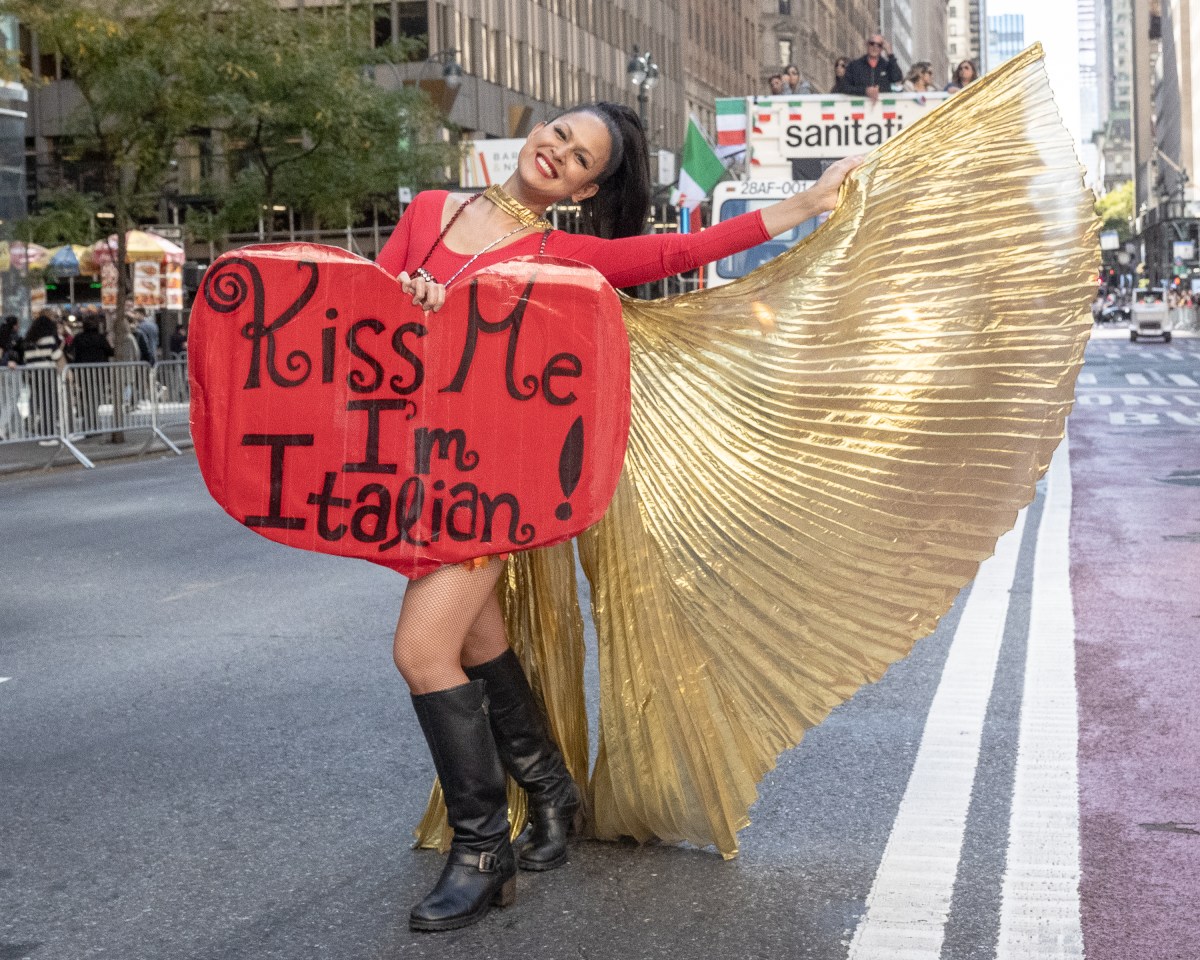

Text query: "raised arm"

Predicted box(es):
[556, 156, 863, 288]
[759, 156, 862, 237]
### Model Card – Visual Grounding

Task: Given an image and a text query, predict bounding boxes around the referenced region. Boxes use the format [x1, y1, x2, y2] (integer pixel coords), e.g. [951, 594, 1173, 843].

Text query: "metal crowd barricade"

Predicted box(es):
[0, 365, 62, 447]
[0, 359, 191, 470]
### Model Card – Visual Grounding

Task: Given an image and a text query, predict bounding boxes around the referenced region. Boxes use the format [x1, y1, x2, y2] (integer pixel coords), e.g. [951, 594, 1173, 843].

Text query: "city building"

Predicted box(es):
[910, 0, 950, 84]
[1078, 0, 1100, 146]
[0, 14, 31, 319]
[370, 0, 686, 154]
[758, 0, 876, 99]
[1093, 0, 1134, 191]
[1131, 0, 1199, 287]
[987, 13, 1025, 69]
[945, 0, 984, 81]
[683, 0, 757, 141]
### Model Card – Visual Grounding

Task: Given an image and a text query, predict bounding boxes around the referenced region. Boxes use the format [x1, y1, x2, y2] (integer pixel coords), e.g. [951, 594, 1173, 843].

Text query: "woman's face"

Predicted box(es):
[835, 59, 847, 77]
[786, 66, 800, 84]
[517, 111, 614, 203]
[958, 61, 975, 82]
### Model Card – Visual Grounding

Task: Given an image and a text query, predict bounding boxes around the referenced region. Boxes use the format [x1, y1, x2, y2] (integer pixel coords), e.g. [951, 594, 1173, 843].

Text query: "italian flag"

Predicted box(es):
[715, 98, 747, 148]
[674, 116, 726, 211]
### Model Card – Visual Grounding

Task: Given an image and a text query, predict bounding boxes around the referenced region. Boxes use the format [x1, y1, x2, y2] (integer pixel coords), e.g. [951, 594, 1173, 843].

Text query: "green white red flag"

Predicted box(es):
[673, 116, 726, 211]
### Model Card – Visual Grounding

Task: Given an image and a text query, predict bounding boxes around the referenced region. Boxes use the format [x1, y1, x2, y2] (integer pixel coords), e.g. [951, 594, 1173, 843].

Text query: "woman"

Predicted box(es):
[946, 59, 978, 92]
[832, 56, 852, 94]
[902, 61, 936, 92]
[375, 101, 860, 933]
[19, 312, 66, 441]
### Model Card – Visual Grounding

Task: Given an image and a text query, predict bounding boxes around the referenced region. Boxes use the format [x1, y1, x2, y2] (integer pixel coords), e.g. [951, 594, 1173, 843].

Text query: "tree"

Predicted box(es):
[1, 0, 212, 360]
[1095, 180, 1134, 242]
[192, 0, 455, 242]
[9, 188, 102, 246]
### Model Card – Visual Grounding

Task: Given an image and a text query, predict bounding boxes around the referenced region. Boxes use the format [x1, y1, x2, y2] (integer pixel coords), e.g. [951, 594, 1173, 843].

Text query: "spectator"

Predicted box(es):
[20, 312, 65, 442]
[0, 315, 18, 357]
[832, 57, 852, 94]
[945, 60, 978, 92]
[69, 315, 115, 364]
[783, 64, 813, 95]
[169, 324, 188, 359]
[21, 313, 65, 369]
[902, 61, 936, 92]
[135, 309, 160, 362]
[843, 33, 903, 101]
[65, 315, 113, 434]
[132, 321, 155, 366]
[767, 73, 785, 96]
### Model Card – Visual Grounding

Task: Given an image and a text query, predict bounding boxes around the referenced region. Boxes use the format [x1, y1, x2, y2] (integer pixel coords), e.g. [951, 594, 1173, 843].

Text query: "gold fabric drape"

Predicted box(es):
[415, 44, 1098, 857]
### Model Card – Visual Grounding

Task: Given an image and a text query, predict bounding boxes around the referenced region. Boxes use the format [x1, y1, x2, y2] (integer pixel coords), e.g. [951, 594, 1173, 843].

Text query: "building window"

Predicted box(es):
[778, 39, 793, 68]
[779, 0, 792, 13]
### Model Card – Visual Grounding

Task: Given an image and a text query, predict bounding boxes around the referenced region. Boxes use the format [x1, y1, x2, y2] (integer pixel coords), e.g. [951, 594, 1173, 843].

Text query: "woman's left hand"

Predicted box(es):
[806, 155, 865, 214]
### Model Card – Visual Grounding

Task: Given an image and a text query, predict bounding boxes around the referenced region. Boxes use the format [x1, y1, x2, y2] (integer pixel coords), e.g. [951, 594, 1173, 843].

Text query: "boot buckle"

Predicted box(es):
[477, 852, 498, 872]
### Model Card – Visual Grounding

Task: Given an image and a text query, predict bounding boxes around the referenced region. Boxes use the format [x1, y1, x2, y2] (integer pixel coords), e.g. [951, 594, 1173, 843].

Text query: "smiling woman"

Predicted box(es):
[372, 99, 861, 933]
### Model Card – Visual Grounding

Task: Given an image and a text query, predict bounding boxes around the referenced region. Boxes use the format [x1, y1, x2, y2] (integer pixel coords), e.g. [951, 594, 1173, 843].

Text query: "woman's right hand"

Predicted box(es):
[398, 271, 447, 313]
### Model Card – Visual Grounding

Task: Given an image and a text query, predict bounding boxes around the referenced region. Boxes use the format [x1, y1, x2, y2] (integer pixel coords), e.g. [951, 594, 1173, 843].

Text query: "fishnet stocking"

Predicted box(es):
[393, 561, 511, 694]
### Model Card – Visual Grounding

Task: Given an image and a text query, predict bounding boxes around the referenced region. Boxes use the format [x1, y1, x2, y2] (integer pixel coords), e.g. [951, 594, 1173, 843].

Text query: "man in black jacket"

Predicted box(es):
[843, 34, 903, 101]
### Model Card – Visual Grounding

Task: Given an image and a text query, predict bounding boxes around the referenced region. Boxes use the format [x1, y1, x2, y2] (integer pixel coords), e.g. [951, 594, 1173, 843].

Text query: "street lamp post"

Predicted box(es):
[626, 47, 660, 131]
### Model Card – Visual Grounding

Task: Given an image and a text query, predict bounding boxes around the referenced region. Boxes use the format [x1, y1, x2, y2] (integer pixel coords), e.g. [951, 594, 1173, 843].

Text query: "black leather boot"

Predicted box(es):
[409, 680, 517, 932]
[465, 650, 582, 871]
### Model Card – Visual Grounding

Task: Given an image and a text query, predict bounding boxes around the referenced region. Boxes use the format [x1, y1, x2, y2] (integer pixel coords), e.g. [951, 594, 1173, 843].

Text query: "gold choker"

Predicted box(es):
[482, 184, 552, 231]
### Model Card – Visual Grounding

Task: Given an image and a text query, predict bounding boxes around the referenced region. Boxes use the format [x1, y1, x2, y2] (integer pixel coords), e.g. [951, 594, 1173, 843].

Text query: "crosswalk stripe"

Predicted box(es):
[1077, 372, 1096, 385]
[997, 440, 1083, 959]
[1168, 373, 1198, 386]
[847, 509, 1028, 959]
[1124, 373, 1150, 385]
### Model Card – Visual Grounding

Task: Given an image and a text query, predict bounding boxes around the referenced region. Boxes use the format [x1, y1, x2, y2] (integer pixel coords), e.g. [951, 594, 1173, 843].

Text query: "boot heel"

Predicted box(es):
[492, 876, 517, 908]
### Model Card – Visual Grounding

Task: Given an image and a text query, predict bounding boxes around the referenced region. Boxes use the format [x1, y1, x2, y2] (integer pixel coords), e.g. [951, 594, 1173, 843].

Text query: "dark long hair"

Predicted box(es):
[568, 102, 651, 240]
[24, 313, 58, 345]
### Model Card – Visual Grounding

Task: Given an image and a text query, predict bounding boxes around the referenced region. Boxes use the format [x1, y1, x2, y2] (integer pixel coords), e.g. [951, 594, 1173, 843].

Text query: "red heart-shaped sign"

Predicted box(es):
[189, 243, 630, 578]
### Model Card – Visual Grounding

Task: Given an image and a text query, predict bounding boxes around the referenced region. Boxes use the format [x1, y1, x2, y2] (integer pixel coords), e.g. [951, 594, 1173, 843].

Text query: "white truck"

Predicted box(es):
[1129, 287, 1173, 342]
[706, 92, 949, 287]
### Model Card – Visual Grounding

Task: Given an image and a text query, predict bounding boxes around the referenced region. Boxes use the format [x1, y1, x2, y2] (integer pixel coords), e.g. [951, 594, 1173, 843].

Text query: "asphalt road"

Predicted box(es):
[1, 331, 1195, 960]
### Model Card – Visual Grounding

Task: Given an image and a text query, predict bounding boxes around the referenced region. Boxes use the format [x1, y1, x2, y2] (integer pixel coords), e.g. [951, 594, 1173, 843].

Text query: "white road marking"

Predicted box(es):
[1077, 372, 1096, 385]
[1124, 373, 1150, 385]
[847, 508, 1028, 959]
[997, 440, 1084, 959]
[1168, 373, 1198, 386]
[0, 677, 10, 683]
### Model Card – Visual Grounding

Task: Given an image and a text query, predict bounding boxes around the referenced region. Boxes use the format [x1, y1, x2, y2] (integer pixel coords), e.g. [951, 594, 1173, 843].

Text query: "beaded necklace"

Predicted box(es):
[413, 189, 551, 288]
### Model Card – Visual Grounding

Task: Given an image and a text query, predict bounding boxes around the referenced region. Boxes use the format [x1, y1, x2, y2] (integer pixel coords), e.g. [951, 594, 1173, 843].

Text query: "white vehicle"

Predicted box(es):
[1129, 287, 1172, 342]
[706, 92, 948, 288]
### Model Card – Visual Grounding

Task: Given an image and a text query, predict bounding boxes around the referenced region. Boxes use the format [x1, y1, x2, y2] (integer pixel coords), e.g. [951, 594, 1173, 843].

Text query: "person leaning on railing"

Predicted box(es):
[68, 315, 115, 365]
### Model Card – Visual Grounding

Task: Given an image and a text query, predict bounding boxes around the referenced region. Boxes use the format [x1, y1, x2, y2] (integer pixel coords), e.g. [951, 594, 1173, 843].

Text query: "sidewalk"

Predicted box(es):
[0, 423, 194, 477]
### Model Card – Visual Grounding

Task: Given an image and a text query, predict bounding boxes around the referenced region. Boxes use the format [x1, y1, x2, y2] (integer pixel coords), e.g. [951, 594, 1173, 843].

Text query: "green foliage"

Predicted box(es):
[9, 189, 102, 245]
[0, 0, 456, 247]
[1095, 180, 1134, 241]
[1, 0, 211, 218]
[187, 0, 455, 238]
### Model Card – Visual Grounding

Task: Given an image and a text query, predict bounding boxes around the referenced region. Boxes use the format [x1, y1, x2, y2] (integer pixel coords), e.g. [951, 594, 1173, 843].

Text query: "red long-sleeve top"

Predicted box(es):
[376, 190, 770, 288]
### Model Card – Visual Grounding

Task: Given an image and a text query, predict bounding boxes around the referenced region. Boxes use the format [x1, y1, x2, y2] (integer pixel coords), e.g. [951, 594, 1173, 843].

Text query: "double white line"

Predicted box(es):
[848, 442, 1083, 959]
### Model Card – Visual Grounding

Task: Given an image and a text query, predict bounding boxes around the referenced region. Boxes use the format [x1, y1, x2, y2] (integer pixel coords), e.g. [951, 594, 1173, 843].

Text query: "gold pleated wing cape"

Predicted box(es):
[416, 44, 1098, 857]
